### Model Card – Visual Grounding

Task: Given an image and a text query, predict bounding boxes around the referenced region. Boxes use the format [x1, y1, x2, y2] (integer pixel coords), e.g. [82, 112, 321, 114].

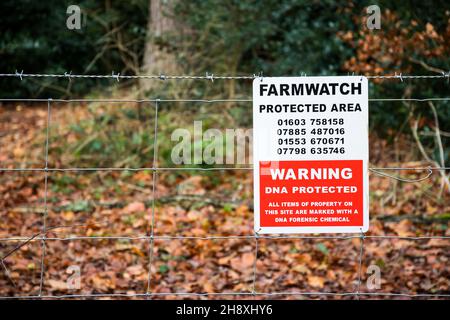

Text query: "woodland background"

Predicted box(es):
[0, 0, 449, 299]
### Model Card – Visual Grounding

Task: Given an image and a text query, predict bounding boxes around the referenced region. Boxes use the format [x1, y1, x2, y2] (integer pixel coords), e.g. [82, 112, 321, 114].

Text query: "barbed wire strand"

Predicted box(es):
[0, 72, 449, 81]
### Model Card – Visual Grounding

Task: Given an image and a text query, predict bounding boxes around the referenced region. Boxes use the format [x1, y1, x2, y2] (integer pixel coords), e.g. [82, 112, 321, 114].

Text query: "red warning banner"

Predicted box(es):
[259, 160, 363, 227]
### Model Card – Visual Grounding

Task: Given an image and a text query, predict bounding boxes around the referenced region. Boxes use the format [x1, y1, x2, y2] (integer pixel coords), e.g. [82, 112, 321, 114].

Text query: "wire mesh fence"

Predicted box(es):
[0, 73, 449, 299]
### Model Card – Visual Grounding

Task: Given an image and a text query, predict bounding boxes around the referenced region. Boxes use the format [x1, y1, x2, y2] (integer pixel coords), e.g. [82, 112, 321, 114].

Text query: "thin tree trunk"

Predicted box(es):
[140, 0, 178, 93]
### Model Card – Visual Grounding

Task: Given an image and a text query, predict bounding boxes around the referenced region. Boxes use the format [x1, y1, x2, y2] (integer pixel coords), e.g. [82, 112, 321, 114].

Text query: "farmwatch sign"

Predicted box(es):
[253, 76, 369, 234]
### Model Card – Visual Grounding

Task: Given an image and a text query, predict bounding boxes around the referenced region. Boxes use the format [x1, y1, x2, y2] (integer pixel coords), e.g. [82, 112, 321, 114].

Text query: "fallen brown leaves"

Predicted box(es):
[0, 104, 448, 299]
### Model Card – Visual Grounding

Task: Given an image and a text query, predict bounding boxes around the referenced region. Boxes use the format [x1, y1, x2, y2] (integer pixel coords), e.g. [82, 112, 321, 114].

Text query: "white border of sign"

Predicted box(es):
[253, 76, 369, 234]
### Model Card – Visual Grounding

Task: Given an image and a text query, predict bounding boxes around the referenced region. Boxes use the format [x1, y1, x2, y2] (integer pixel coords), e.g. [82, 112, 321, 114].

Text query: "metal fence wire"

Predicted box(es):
[0, 72, 449, 299]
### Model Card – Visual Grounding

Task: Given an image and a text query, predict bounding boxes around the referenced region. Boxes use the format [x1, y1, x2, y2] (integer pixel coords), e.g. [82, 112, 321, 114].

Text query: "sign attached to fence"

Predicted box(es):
[253, 76, 369, 234]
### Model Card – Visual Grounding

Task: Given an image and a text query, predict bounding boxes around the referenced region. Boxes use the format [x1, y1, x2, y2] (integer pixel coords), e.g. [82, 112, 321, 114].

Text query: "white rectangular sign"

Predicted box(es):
[253, 76, 369, 234]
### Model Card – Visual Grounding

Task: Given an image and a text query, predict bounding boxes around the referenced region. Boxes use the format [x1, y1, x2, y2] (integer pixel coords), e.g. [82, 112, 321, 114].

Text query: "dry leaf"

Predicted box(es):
[394, 220, 414, 237]
[307, 276, 325, 288]
[203, 281, 215, 293]
[62, 211, 75, 221]
[126, 265, 145, 276]
[123, 202, 145, 214]
[293, 265, 309, 274]
[230, 252, 254, 270]
[47, 279, 68, 291]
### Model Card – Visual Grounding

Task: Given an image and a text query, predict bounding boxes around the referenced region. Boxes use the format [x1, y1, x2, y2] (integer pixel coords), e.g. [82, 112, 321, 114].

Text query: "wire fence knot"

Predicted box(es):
[15, 70, 23, 81]
[395, 72, 404, 82]
[112, 71, 120, 82]
[206, 72, 214, 82]
[64, 71, 72, 82]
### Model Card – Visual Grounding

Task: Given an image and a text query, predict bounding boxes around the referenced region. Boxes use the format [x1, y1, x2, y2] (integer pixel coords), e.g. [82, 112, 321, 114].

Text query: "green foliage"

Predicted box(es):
[0, 0, 148, 97]
[316, 243, 330, 256]
[59, 200, 93, 213]
[51, 105, 155, 168]
[175, 0, 351, 74]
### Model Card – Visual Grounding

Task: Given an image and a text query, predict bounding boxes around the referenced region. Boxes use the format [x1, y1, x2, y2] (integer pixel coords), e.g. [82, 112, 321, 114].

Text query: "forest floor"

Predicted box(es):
[0, 103, 448, 299]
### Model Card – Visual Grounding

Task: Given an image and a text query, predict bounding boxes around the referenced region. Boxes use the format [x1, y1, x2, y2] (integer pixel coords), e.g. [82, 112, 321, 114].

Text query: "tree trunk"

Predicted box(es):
[140, 0, 178, 93]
